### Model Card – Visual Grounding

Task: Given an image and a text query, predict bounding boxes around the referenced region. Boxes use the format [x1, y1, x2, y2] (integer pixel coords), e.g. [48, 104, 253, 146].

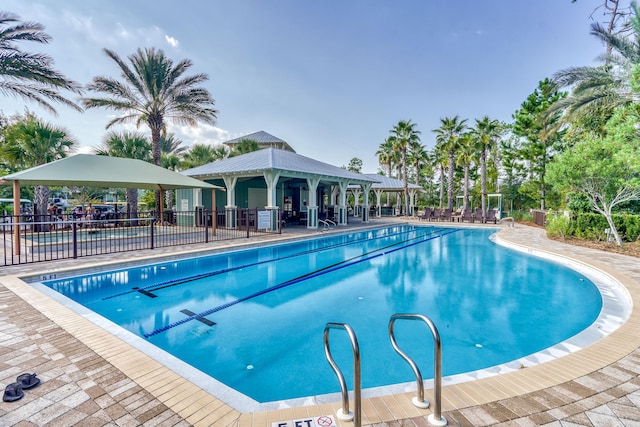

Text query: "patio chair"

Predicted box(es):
[472, 208, 484, 223]
[441, 208, 454, 222]
[485, 209, 498, 224]
[432, 209, 442, 221]
[419, 208, 432, 221]
[460, 209, 474, 223]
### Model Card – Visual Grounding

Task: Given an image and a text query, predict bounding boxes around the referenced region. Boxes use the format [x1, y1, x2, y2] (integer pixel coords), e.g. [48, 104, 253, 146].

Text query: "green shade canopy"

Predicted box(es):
[1, 154, 223, 191]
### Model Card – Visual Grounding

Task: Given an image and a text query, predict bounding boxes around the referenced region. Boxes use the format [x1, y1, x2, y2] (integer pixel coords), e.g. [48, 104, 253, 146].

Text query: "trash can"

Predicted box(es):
[195, 206, 204, 227]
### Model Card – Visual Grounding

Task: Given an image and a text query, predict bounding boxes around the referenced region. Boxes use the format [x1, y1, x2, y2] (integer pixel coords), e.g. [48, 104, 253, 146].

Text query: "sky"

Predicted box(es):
[1, 0, 609, 173]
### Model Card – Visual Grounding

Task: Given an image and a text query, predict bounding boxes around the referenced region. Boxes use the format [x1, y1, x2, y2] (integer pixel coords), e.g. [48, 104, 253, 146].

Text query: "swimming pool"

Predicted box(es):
[43, 225, 604, 407]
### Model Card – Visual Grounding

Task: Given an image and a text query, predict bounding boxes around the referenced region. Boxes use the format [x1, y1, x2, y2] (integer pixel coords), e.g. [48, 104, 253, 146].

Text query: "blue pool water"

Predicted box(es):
[44, 225, 602, 403]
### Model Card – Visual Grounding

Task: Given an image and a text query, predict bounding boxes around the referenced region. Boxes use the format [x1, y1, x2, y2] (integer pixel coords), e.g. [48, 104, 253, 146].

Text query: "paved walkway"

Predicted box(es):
[0, 221, 639, 426]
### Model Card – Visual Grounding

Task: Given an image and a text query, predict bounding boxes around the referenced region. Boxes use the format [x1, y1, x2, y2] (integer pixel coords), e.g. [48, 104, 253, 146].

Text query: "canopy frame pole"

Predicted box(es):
[13, 180, 20, 256]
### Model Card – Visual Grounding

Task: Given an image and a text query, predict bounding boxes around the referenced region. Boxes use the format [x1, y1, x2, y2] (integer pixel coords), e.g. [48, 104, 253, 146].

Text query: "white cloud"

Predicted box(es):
[174, 124, 232, 147]
[76, 145, 94, 154]
[165, 35, 180, 48]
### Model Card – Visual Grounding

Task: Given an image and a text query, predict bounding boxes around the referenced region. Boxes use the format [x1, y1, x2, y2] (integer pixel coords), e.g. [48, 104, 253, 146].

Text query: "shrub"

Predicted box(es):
[566, 192, 592, 215]
[572, 212, 640, 242]
[546, 213, 572, 239]
[623, 214, 640, 242]
[512, 210, 533, 222]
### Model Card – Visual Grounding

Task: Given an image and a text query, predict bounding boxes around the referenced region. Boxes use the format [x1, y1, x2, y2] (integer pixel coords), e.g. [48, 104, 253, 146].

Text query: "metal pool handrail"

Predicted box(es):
[389, 313, 447, 427]
[324, 322, 361, 427]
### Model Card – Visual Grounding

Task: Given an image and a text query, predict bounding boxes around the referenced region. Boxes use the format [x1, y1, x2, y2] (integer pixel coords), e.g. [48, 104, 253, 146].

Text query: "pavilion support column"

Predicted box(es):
[263, 170, 281, 232]
[13, 180, 20, 256]
[409, 189, 418, 216]
[337, 180, 349, 226]
[361, 183, 372, 223]
[306, 177, 320, 229]
[223, 176, 238, 229]
[330, 186, 338, 206]
[374, 189, 384, 217]
[351, 188, 362, 217]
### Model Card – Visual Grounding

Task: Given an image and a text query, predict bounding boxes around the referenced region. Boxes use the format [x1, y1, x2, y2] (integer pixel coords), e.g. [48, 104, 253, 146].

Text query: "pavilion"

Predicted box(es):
[179, 147, 380, 230]
[350, 174, 424, 217]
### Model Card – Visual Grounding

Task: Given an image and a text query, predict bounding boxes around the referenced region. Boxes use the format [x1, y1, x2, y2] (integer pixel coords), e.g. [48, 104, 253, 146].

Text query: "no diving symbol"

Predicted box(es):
[316, 416, 334, 427]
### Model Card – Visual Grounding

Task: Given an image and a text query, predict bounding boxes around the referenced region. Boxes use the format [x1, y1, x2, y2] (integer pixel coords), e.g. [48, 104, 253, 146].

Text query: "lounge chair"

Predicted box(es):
[460, 209, 474, 223]
[419, 208, 432, 221]
[485, 209, 498, 224]
[432, 209, 442, 221]
[472, 208, 484, 223]
[441, 208, 454, 222]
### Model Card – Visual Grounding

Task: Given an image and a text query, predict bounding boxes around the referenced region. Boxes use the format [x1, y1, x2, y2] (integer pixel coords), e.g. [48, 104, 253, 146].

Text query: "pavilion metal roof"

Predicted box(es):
[2, 154, 223, 191]
[182, 148, 379, 185]
[355, 174, 424, 191]
[222, 131, 296, 152]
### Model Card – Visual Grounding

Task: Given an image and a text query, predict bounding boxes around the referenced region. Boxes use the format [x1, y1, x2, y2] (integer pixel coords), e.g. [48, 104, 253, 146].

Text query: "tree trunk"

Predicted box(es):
[439, 164, 445, 209]
[605, 0, 620, 57]
[165, 189, 174, 209]
[402, 147, 409, 216]
[35, 185, 50, 231]
[126, 188, 139, 226]
[463, 164, 470, 212]
[447, 149, 455, 209]
[150, 121, 163, 221]
[481, 148, 487, 220]
[604, 212, 623, 246]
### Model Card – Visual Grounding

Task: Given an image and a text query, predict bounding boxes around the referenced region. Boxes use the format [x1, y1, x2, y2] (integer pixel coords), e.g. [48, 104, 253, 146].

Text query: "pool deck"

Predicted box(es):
[1, 219, 640, 426]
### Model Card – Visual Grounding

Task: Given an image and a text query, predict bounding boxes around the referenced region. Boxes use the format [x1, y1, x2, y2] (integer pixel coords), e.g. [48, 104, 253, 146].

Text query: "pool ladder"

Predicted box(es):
[323, 314, 447, 427]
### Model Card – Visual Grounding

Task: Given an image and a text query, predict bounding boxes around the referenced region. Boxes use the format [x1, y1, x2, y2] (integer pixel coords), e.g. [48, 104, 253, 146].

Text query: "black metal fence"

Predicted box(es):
[1, 208, 281, 266]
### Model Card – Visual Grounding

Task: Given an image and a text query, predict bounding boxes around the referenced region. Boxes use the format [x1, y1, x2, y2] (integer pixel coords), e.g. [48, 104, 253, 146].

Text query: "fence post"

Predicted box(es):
[72, 221, 78, 259]
[205, 209, 209, 243]
[150, 216, 155, 249]
[212, 208, 217, 237]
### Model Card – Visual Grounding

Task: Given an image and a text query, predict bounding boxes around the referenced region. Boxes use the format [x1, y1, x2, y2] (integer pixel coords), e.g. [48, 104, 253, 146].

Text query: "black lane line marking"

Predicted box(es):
[180, 309, 216, 326]
[132, 287, 157, 298]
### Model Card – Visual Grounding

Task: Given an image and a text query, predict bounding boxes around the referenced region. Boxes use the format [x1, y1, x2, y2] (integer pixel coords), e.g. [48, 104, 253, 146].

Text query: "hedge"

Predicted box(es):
[569, 213, 640, 242]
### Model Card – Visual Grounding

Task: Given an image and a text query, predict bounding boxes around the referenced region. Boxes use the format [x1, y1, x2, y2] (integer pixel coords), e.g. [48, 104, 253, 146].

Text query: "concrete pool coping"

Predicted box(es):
[1, 220, 639, 426]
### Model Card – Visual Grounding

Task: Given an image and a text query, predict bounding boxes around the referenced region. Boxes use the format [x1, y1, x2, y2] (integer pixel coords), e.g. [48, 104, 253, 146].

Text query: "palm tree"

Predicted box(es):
[376, 137, 395, 178]
[158, 132, 186, 210]
[456, 132, 476, 213]
[0, 12, 82, 114]
[407, 142, 431, 210]
[551, 3, 640, 124]
[0, 112, 76, 217]
[433, 116, 467, 209]
[160, 133, 187, 156]
[389, 120, 421, 216]
[471, 116, 503, 219]
[94, 131, 151, 219]
[228, 138, 260, 157]
[181, 143, 228, 169]
[82, 47, 218, 213]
